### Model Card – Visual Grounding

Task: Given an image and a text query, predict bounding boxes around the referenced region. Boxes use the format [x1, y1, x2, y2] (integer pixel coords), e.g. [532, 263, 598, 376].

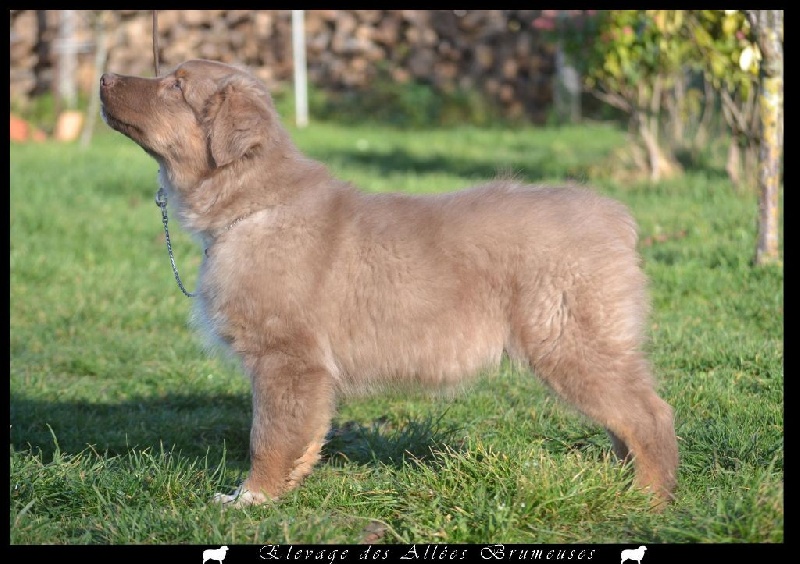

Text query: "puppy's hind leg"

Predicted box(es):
[214, 351, 336, 507]
[513, 250, 678, 506]
[532, 342, 678, 506]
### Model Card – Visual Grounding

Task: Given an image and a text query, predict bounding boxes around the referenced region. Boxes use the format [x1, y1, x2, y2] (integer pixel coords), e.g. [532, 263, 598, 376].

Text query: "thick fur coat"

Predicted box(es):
[100, 59, 678, 507]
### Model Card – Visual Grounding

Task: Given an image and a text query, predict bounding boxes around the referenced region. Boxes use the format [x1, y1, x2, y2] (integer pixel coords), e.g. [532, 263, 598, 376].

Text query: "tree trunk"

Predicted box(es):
[668, 71, 685, 147]
[746, 10, 783, 266]
[635, 77, 681, 183]
[638, 117, 661, 183]
[726, 141, 741, 188]
[555, 39, 582, 124]
[694, 77, 716, 149]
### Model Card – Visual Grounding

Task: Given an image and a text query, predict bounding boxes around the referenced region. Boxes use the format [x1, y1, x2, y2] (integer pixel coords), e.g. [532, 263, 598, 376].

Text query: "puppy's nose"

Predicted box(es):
[100, 73, 118, 89]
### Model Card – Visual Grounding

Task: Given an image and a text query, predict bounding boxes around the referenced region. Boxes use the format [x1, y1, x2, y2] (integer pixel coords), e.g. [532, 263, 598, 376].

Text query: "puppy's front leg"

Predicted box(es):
[215, 351, 335, 506]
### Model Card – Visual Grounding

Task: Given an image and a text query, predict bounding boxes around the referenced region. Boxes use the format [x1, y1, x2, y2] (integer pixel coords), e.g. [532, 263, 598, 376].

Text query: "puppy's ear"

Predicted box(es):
[205, 80, 268, 168]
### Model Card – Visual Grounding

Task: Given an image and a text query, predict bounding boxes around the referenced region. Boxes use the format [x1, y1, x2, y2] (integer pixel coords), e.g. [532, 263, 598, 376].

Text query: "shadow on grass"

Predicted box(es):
[324, 414, 464, 469]
[10, 393, 463, 471]
[309, 142, 733, 189]
[10, 393, 252, 463]
[673, 147, 732, 181]
[308, 146, 593, 185]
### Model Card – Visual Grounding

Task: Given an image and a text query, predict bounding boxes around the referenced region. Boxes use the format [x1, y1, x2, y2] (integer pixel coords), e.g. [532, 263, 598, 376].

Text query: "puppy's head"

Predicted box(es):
[100, 59, 277, 174]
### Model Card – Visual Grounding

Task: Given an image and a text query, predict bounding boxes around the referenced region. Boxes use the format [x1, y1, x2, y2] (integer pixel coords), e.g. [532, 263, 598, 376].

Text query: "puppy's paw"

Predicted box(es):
[212, 486, 269, 507]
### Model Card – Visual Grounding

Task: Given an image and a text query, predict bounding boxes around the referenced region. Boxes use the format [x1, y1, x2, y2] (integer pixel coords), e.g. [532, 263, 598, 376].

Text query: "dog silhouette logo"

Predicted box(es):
[203, 546, 229, 564]
[621, 546, 646, 564]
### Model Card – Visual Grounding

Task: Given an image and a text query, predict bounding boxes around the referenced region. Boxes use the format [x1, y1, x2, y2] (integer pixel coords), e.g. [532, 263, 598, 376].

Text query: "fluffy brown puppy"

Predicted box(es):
[100, 59, 678, 507]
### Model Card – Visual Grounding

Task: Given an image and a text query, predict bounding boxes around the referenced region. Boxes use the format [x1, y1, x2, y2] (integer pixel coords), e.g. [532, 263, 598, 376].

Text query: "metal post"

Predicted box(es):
[57, 9, 78, 109]
[292, 10, 309, 127]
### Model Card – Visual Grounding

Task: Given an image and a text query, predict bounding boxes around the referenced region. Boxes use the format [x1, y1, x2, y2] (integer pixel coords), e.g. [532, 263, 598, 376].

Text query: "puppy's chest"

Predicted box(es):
[191, 263, 235, 351]
[191, 242, 312, 350]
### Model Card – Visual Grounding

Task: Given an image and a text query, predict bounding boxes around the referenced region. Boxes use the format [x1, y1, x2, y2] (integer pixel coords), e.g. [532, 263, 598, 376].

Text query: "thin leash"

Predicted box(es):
[152, 10, 196, 298]
[155, 188, 197, 298]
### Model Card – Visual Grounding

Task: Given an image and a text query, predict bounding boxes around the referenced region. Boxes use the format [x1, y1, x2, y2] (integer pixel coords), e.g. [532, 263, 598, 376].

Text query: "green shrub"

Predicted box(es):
[274, 66, 507, 129]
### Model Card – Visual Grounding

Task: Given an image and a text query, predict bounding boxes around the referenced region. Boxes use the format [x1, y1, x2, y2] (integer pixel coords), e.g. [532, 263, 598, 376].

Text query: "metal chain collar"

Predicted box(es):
[155, 187, 197, 298]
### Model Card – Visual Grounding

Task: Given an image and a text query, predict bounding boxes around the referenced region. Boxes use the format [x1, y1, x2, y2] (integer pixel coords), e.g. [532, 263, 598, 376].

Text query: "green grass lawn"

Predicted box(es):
[9, 121, 783, 544]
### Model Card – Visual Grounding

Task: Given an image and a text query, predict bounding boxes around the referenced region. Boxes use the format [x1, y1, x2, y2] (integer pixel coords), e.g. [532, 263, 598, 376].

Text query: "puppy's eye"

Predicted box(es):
[172, 79, 182, 90]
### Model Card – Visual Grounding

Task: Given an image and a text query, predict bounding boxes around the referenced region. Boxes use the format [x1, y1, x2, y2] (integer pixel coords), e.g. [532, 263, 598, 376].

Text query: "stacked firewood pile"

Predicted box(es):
[10, 10, 557, 123]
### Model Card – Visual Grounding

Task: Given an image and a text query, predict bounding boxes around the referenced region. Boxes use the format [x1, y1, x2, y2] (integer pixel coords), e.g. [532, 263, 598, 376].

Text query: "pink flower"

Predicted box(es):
[532, 17, 556, 30]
